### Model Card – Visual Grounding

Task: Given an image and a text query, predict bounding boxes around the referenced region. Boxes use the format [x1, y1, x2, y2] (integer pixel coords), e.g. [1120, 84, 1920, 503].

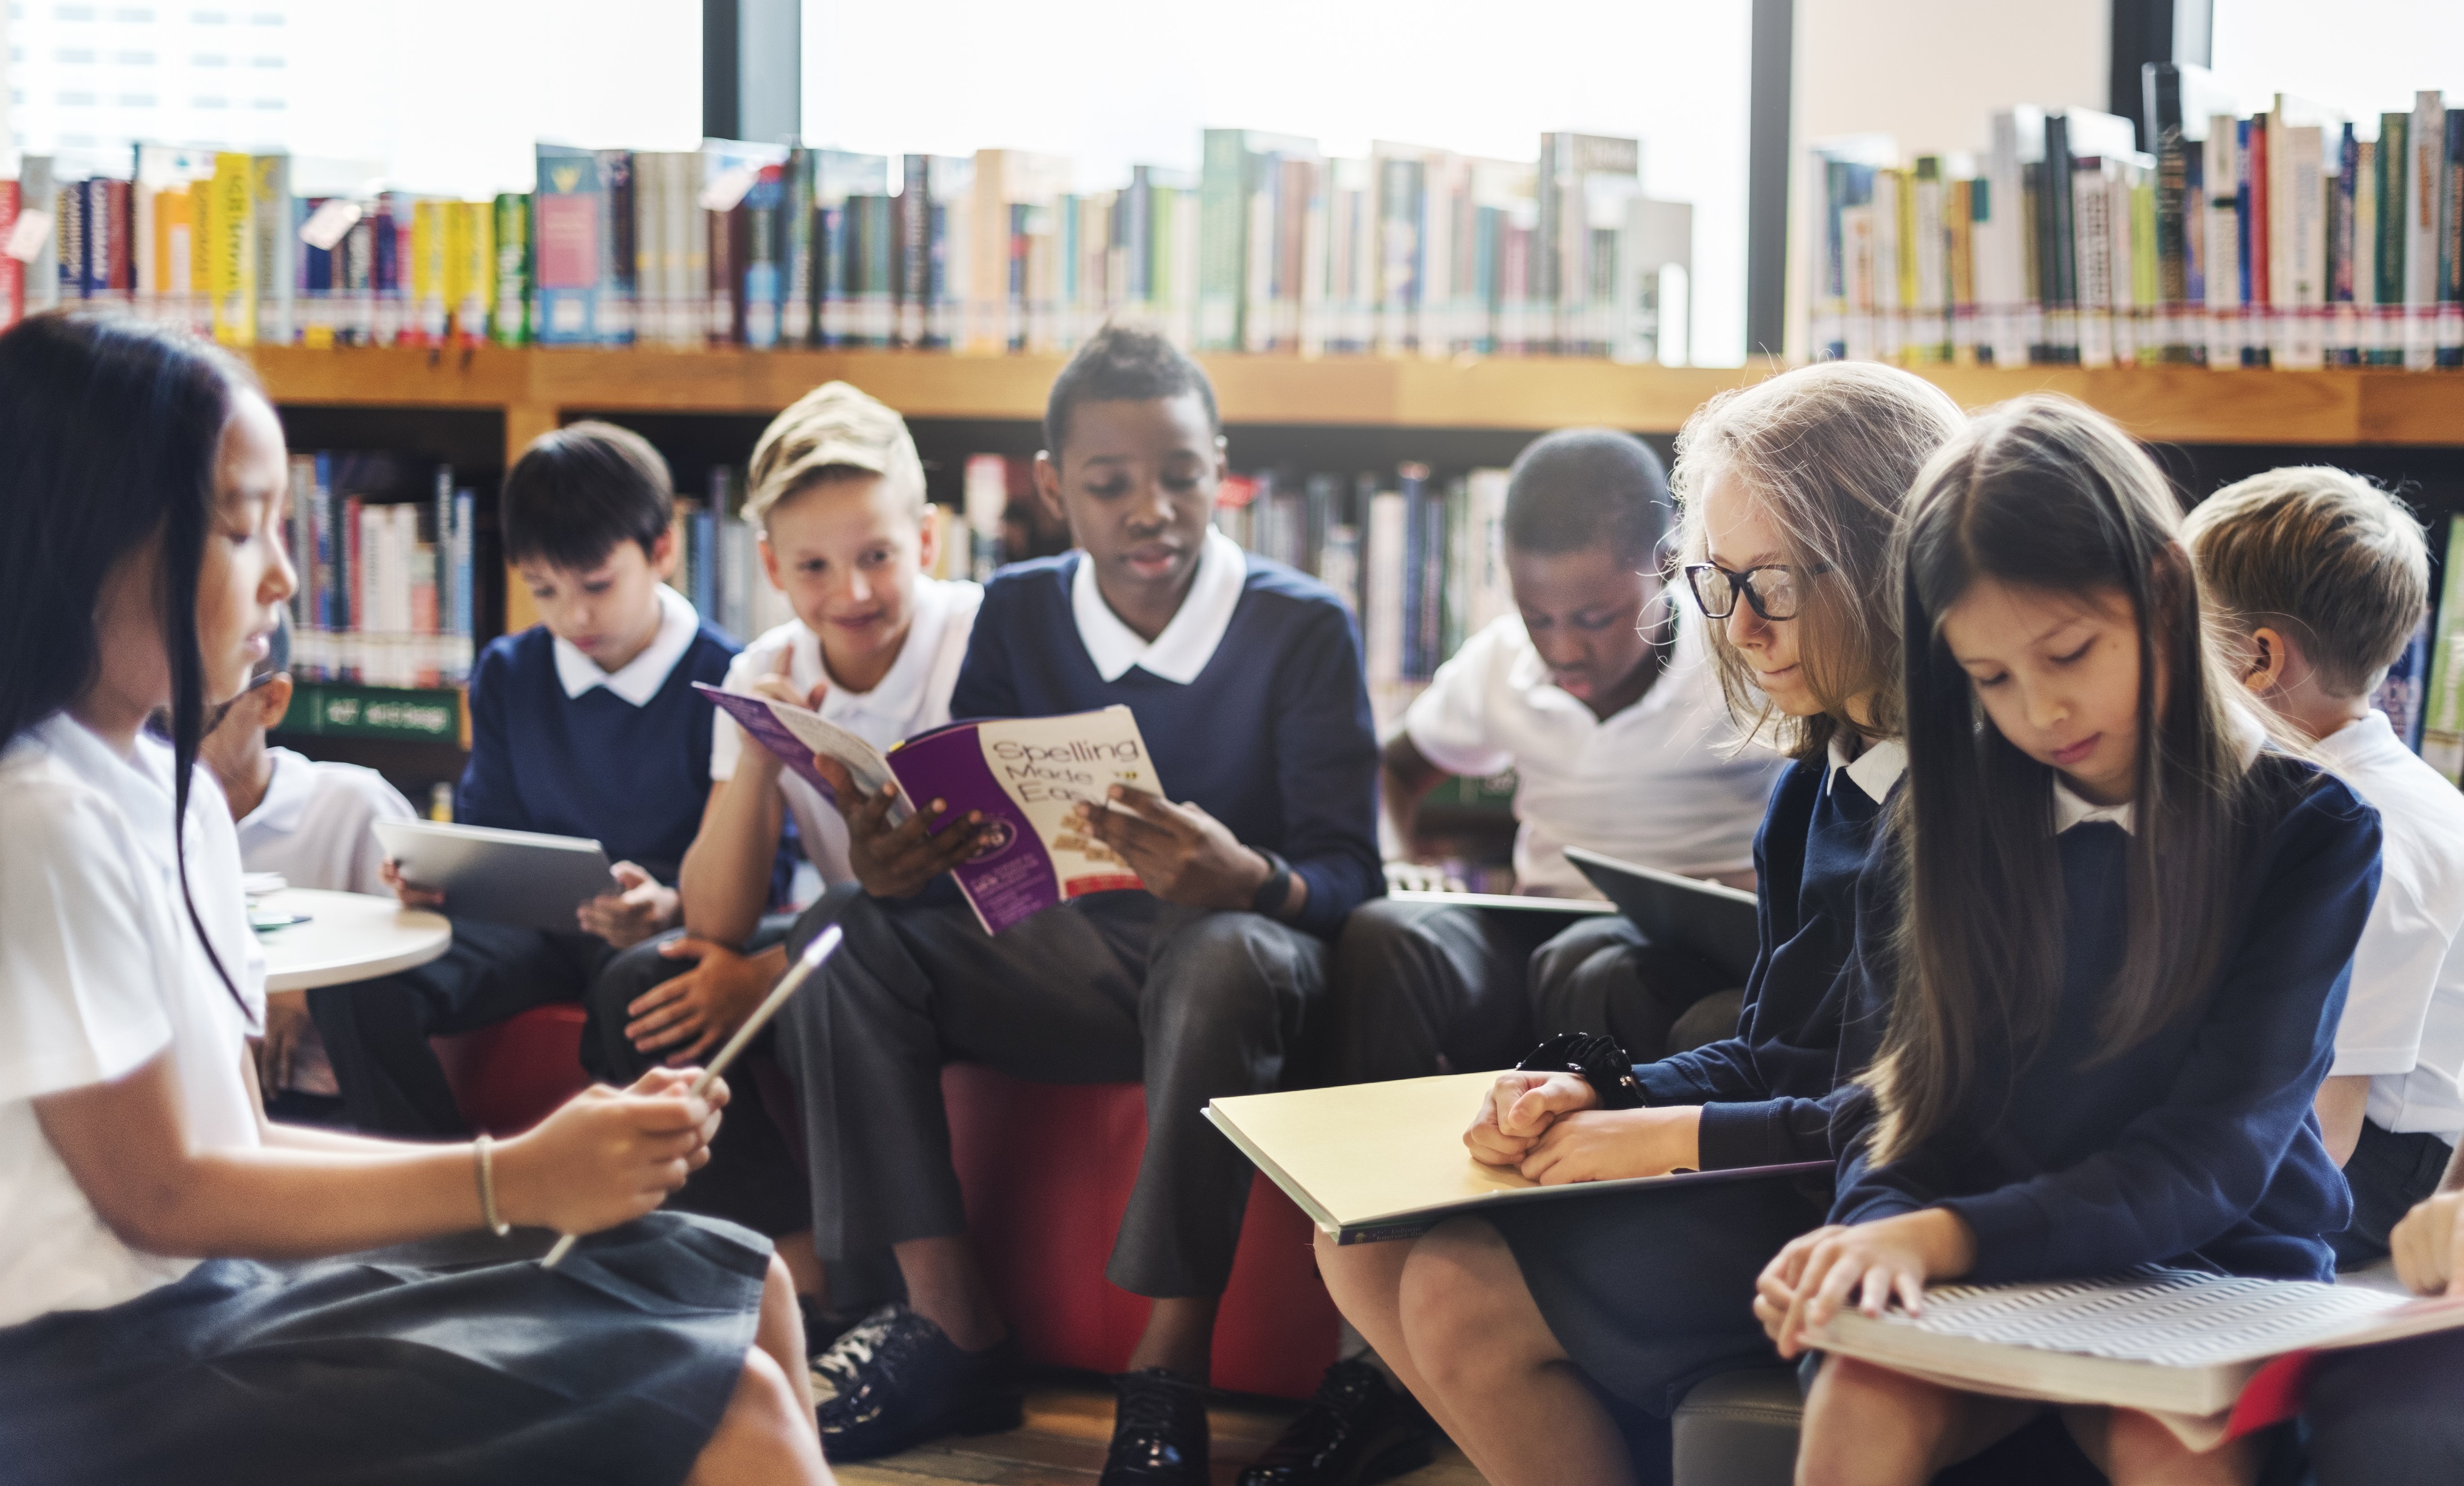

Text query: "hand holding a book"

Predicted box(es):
[1465, 1070, 1596, 1166]
[578, 862, 683, 949]
[1076, 786, 1288, 912]
[814, 755, 989, 899]
[1754, 1210, 1978, 1359]
[2390, 1189, 2464, 1297]
[734, 647, 824, 782]
[379, 857, 446, 910]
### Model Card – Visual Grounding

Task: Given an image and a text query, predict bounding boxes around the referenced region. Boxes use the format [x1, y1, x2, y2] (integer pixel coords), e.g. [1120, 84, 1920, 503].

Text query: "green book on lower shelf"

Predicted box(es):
[281, 681, 463, 743]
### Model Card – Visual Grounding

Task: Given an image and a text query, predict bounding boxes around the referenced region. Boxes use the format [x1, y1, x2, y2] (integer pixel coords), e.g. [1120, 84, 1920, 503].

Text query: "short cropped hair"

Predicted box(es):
[746, 380, 928, 525]
[500, 420, 675, 572]
[1501, 428, 1669, 564]
[1043, 322, 1221, 458]
[2184, 466, 2430, 699]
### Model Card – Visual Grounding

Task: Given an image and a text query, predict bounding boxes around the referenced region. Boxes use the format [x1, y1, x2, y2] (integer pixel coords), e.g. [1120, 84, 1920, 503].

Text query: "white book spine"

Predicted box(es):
[2406, 92, 2444, 369]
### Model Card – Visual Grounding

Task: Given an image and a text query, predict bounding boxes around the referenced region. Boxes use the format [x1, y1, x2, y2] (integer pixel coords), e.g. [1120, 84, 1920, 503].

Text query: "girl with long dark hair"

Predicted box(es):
[0, 313, 829, 1486]
[1757, 396, 2381, 1486]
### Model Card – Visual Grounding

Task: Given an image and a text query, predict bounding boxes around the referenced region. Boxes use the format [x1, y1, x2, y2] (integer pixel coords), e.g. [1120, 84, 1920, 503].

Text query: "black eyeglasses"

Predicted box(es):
[1683, 562, 1827, 622]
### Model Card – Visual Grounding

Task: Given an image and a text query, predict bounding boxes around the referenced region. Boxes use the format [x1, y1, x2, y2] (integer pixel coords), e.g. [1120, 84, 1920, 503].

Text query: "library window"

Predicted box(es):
[53, 2, 94, 16]
[192, 51, 226, 64]
[56, 89, 94, 104]
[116, 48, 155, 62]
[250, 96, 281, 108]
[2211, 0, 2464, 112]
[250, 53, 281, 66]
[191, 93, 225, 106]
[117, 90, 153, 105]
[112, 4, 150, 16]
[189, 7, 225, 20]
[55, 45, 96, 60]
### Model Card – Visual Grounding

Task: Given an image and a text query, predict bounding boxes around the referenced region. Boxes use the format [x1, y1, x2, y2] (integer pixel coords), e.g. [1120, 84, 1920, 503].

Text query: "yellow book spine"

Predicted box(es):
[209, 154, 255, 348]
[457, 200, 495, 344]
[411, 199, 446, 343]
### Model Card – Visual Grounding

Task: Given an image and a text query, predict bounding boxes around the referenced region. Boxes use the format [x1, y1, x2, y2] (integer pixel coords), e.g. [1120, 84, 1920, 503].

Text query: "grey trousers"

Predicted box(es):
[1314, 901, 1733, 1086]
[771, 890, 1328, 1299]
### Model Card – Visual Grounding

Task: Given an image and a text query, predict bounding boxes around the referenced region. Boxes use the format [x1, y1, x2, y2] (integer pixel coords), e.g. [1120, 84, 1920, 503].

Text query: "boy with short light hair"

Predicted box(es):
[2187, 466, 2464, 1267]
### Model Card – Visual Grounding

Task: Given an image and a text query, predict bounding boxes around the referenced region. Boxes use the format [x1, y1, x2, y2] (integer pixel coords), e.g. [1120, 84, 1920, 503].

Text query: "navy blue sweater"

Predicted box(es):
[455, 623, 739, 885]
[950, 552, 1381, 938]
[1831, 755, 2380, 1284]
[1631, 752, 1893, 1170]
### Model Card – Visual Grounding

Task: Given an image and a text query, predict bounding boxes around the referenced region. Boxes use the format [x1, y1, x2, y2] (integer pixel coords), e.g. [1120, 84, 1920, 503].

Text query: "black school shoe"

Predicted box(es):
[811, 1304, 1024, 1461]
[1237, 1357, 1437, 1486]
[1103, 1367, 1212, 1486]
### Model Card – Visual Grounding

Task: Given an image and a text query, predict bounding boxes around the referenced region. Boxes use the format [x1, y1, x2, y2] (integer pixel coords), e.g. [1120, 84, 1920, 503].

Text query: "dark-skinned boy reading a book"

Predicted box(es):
[770, 325, 1380, 1484]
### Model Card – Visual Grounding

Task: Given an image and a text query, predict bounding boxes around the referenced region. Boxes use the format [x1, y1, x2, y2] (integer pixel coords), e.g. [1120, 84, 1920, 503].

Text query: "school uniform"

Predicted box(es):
[1324, 610, 1785, 1081]
[234, 746, 416, 897]
[1484, 734, 1906, 1415]
[583, 578, 980, 1238]
[2310, 709, 2464, 1265]
[311, 585, 738, 1136]
[1830, 753, 2380, 1286]
[772, 529, 1382, 1298]
[0, 713, 768, 1486]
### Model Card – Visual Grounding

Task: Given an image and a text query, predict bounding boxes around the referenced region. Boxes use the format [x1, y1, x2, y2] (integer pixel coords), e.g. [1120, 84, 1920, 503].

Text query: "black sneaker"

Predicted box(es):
[1237, 1357, 1436, 1486]
[797, 1295, 861, 1358]
[1102, 1367, 1211, 1486]
[811, 1304, 1023, 1461]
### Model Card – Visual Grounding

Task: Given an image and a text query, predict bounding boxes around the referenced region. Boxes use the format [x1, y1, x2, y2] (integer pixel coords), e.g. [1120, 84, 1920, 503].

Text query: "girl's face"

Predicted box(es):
[200, 393, 296, 705]
[1035, 394, 1223, 617]
[1698, 469, 1820, 718]
[760, 473, 936, 684]
[1939, 577, 2146, 806]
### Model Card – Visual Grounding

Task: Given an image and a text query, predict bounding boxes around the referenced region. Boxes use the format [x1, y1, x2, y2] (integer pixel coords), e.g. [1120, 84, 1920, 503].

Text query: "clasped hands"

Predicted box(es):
[1463, 1070, 1702, 1186]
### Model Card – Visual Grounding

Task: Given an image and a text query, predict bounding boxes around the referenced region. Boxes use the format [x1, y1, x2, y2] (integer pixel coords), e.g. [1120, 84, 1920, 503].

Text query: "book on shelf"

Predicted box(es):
[283, 453, 479, 690]
[2420, 515, 2464, 782]
[1806, 1266, 2464, 1448]
[1811, 72, 2464, 374]
[1207, 1070, 1827, 1244]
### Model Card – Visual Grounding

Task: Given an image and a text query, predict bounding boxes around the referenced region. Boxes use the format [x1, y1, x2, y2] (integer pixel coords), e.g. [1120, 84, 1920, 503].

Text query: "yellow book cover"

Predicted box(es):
[208, 154, 255, 348]
[1894, 166, 1920, 363]
[1948, 178, 1977, 365]
[449, 200, 495, 345]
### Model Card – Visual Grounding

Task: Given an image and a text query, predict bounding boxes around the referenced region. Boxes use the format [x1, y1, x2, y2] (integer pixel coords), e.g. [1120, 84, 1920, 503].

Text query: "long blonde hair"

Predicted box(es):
[1671, 361, 1965, 761]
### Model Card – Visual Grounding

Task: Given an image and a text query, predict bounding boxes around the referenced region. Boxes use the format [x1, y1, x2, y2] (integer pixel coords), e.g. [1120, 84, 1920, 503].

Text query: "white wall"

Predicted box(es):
[1785, 0, 2111, 358]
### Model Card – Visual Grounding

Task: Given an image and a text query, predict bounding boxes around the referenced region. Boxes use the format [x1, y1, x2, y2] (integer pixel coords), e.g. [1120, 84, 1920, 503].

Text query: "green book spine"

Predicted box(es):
[1198, 130, 1248, 351]
[2419, 514, 2464, 784]
[2376, 114, 2408, 365]
[490, 192, 530, 346]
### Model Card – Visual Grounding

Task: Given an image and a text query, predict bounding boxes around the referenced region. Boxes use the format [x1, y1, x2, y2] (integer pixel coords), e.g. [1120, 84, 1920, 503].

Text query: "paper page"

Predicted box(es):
[695, 683, 906, 822]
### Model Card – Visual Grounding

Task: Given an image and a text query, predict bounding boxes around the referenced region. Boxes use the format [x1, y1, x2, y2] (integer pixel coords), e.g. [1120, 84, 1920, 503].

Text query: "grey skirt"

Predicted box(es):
[0, 1212, 771, 1486]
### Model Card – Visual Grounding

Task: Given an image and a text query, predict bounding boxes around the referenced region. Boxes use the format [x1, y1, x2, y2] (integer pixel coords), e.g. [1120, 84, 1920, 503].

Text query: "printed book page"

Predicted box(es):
[696, 683, 908, 822]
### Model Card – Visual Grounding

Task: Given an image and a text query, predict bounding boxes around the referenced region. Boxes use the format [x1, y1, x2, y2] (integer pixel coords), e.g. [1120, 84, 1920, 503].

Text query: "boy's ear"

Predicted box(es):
[756, 528, 783, 592]
[648, 524, 680, 581]
[1031, 453, 1073, 540]
[916, 503, 942, 574]
[2241, 626, 2290, 696]
[258, 673, 296, 733]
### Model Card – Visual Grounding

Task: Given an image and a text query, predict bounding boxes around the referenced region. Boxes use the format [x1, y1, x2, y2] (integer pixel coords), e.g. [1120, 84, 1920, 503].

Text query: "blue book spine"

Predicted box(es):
[312, 453, 336, 637]
[453, 489, 475, 641]
[534, 145, 603, 345]
[691, 507, 719, 620]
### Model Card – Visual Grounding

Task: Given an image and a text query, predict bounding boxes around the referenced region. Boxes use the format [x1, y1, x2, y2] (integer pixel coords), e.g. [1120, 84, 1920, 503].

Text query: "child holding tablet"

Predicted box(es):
[0, 312, 825, 1486]
[1760, 398, 2378, 1486]
[1306, 362, 1961, 1486]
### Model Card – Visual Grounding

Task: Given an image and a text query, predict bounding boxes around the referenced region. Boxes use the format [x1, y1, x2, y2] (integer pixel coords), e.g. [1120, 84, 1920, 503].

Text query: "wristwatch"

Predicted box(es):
[1518, 1031, 1646, 1109]
[1250, 848, 1294, 917]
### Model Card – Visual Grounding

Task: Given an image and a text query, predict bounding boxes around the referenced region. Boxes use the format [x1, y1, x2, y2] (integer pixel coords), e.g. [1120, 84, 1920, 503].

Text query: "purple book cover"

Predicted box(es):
[696, 683, 900, 815]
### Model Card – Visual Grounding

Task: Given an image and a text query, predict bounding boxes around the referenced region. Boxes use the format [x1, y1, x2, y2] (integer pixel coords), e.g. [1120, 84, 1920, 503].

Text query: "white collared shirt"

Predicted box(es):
[553, 583, 703, 707]
[1826, 733, 1909, 806]
[2314, 709, 2464, 1138]
[235, 746, 418, 897]
[711, 576, 984, 883]
[1071, 527, 1249, 685]
[1407, 610, 1790, 893]
[0, 715, 263, 1328]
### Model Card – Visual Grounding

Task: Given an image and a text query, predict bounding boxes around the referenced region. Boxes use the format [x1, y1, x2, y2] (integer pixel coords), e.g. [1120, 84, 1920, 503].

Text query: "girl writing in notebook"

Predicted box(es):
[1312, 362, 1962, 1486]
[0, 313, 829, 1486]
[1758, 396, 2380, 1486]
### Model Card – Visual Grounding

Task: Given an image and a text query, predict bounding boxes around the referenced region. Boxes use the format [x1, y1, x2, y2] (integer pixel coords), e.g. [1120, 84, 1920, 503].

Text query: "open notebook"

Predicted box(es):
[1206, 1071, 1825, 1244]
[1807, 1266, 2464, 1447]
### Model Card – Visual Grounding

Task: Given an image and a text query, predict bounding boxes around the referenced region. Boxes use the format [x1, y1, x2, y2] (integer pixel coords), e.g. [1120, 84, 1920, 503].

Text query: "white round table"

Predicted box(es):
[256, 888, 452, 992]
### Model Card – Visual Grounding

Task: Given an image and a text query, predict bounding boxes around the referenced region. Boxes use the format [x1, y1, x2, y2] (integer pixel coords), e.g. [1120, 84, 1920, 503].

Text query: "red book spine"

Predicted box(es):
[0, 182, 21, 330]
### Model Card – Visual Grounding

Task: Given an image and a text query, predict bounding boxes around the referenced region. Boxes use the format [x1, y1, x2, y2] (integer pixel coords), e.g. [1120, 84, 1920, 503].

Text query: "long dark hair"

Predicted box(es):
[1862, 396, 2256, 1166]
[0, 312, 259, 1020]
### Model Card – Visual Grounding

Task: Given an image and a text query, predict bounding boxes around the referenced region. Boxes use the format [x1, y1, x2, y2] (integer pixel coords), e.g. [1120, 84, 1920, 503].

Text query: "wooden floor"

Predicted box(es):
[833, 1380, 1485, 1486]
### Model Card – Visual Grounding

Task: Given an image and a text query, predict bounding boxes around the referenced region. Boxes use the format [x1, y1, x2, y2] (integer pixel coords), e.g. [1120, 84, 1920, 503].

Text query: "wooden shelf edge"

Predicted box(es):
[243, 347, 2464, 446]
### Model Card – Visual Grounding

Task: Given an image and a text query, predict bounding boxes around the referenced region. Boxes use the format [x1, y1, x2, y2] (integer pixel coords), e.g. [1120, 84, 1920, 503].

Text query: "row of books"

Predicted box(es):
[669, 465, 799, 645]
[0, 129, 1693, 363]
[284, 455, 480, 687]
[1808, 68, 2464, 371]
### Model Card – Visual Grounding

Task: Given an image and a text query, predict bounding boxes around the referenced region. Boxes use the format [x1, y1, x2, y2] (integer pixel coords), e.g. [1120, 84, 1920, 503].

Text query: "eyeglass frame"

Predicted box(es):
[1681, 561, 1830, 623]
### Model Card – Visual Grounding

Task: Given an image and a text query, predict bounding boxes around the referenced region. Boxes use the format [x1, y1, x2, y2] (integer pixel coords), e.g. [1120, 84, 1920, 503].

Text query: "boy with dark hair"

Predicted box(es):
[2187, 466, 2464, 1267]
[773, 325, 1381, 1482]
[328, 421, 740, 1136]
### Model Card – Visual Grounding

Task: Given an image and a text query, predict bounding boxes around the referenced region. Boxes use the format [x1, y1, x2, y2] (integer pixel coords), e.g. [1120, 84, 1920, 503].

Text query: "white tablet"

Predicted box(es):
[370, 819, 621, 933]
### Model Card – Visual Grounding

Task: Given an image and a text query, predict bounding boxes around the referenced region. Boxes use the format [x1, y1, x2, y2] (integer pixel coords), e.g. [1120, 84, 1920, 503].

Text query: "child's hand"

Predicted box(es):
[815, 755, 990, 898]
[496, 1083, 717, 1234]
[735, 648, 822, 782]
[1519, 1105, 1703, 1185]
[1753, 1210, 1977, 1358]
[1464, 1070, 1597, 1167]
[2391, 1189, 2464, 1296]
[624, 1066, 728, 1167]
[625, 939, 774, 1066]
[578, 862, 681, 948]
[379, 858, 446, 910]
[253, 989, 313, 1093]
[1076, 786, 1271, 911]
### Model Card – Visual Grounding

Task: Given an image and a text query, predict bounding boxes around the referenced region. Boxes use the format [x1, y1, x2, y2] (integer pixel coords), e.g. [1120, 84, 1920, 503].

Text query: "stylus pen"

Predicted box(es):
[539, 924, 845, 1269]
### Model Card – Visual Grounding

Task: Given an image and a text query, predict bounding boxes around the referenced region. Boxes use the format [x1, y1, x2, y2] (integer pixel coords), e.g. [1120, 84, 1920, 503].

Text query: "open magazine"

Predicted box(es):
[697, 683, 1160, 934]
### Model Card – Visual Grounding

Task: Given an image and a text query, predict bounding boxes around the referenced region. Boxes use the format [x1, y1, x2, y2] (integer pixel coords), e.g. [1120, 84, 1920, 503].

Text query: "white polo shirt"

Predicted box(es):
[2317, 709, 2464, 1140]
[1403, 610, 1787, 895]
[711, 575, 984, 883]
[0, 715, 263, 1328]
[235, 747, 418, 896]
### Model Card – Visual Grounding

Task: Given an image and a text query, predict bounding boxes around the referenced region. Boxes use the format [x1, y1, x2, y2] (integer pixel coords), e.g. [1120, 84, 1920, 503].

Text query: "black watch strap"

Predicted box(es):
[1518, 1031, 1645, 1109]
[1250, 848, 1294, 917]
